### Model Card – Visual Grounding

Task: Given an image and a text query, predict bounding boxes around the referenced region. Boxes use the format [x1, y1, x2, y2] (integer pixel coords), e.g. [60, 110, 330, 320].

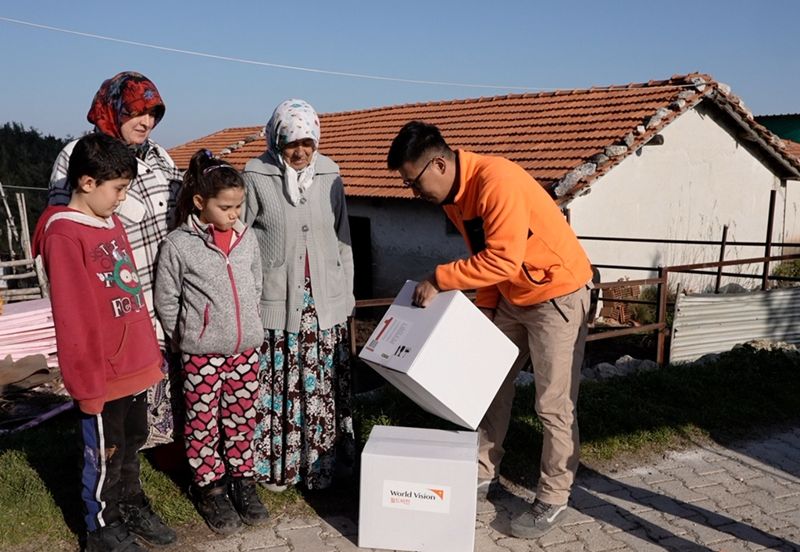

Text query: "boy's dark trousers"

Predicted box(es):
[79, 391, 149, 532]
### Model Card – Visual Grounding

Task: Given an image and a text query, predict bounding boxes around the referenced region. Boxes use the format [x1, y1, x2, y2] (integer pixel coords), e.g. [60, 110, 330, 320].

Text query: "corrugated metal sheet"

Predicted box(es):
[669, 287, 800, 363]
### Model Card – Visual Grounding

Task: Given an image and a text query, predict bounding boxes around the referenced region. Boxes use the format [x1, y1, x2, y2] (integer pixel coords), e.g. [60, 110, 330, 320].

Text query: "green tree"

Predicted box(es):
[0, 122, 69, 258]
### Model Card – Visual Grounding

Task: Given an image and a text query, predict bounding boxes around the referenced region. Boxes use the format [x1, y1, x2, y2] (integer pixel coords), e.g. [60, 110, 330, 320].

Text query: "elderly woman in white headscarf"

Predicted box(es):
[242, 99, 355, 491]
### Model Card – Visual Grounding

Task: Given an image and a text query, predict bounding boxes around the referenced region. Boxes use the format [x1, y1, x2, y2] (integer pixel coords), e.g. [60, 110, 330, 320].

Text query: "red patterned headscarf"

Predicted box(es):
[86, 71, 165, 141]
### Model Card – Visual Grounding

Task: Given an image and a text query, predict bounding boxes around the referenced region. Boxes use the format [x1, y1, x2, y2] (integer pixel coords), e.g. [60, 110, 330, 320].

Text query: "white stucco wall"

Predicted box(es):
[347, 198, 468, 297]
[781, 179, 800, 250]
[569, 103, 786, 293]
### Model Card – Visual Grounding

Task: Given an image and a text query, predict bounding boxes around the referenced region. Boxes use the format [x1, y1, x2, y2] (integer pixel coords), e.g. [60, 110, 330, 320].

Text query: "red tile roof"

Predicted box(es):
[169, 73, 800, 203]
[785, 140, 800, 160]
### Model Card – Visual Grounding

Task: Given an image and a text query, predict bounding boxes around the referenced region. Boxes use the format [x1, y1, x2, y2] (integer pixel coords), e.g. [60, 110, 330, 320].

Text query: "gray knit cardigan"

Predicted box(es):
[154, 217, 264, 355]
[242, 152, 355, 333]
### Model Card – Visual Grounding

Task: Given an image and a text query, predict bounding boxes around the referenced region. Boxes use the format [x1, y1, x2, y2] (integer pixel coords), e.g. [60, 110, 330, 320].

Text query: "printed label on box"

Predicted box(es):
[381, 480, 451, 513]
[364, 316, 412, 360]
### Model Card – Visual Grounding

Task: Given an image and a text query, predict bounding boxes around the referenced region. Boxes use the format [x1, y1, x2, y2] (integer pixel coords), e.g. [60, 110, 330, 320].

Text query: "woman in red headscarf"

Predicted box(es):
[48, 72, 183, 451]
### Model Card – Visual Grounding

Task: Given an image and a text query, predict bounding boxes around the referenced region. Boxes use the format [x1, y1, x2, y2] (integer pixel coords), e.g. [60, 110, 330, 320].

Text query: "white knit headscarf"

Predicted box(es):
[265, 99, 320, 206]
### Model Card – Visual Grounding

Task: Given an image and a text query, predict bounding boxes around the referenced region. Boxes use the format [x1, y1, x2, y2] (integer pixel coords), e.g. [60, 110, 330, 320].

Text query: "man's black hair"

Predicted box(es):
[67, 132, 138, 189]
[387, 121, 453, 170]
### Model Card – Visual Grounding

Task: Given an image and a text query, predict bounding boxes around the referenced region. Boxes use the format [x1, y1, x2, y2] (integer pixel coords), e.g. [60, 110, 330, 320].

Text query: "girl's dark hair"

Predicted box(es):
[174, 149, 244, 227]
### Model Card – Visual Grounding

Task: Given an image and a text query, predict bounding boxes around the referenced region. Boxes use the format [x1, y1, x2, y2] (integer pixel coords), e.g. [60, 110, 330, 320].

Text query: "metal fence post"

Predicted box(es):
[762, 190, 776, 291]
[714, 225, 728, 293]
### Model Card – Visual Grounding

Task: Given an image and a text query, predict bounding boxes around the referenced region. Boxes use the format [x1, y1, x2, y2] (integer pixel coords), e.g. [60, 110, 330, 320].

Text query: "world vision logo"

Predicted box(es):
[382, 480, 452, 514]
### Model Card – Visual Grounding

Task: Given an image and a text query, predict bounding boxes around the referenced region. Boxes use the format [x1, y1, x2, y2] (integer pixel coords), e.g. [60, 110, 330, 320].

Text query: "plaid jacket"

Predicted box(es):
[48, 139, 183, 344]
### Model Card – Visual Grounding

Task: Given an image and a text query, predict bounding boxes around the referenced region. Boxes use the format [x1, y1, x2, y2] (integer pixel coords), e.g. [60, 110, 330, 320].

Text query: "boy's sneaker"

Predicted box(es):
[85, 520, 146, 551]
[510, 498, 568, 539]
[476, 477, 502, 501]
[229, 477, 270, 525]
[120, 496, 177, 546]
[191, 481, 243, 536]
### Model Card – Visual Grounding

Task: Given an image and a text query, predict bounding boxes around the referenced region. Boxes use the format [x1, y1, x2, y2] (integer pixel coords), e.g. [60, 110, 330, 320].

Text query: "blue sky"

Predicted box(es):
[1, 1, 798, 148]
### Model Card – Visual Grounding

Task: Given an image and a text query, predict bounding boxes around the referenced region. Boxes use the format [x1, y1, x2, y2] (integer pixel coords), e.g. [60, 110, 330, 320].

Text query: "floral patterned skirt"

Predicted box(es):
[251, 276, 354, 489]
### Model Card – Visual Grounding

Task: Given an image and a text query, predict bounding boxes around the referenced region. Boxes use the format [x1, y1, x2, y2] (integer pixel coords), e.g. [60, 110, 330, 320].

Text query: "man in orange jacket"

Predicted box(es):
[387, 121, 593, 539]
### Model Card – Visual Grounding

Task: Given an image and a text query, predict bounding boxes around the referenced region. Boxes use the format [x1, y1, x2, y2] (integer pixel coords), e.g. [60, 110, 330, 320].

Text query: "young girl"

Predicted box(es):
[154, 149, 267, 535]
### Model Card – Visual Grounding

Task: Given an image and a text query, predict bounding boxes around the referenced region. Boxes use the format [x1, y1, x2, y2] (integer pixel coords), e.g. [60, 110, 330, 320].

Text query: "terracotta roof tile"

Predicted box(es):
[169, 73, 800, 202]
[785, 140, 800, 160]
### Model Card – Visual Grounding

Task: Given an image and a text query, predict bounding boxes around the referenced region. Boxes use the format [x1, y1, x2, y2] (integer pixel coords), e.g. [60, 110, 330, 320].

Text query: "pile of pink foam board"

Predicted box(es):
[0, 298, 58, 368]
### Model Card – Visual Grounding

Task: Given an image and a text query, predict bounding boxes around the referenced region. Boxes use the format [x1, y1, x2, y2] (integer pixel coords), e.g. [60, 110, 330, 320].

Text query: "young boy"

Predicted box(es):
[32, 133, 177, 551]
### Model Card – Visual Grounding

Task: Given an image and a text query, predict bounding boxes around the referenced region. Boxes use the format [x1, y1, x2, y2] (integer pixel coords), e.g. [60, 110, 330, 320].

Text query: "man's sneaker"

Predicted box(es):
[191, 481, 243, 536]
[510, 498, 568, 539]
[476, 477, 502, 501]
[120, 497, 178, 546]
[85, 520, 146, 552]
[228, 477, 269, 525]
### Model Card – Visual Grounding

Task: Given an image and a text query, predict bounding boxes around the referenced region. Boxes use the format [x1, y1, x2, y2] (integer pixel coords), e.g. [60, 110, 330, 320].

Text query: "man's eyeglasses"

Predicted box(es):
[403, 157, 436, 188]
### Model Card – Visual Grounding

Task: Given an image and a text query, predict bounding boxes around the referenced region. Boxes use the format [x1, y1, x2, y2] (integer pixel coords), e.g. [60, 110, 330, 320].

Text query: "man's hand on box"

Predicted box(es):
[413, 276, 440, 307]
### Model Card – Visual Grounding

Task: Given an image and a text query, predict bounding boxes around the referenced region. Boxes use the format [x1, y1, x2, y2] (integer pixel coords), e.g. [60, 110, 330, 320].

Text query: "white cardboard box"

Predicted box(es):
[358, 425, 479, 552]
[358, 280, 519, 429]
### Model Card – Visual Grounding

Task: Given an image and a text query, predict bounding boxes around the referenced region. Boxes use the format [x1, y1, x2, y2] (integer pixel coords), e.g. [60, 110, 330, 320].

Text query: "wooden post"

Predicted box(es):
[16, 193, 33, 260]
[714, 225, 728, 293]
[762, 189, 776, 291]
[655, 267, 668, 366]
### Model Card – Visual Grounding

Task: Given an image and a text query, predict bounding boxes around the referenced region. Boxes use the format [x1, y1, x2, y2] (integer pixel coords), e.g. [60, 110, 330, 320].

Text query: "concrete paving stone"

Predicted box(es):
[699, 471, 754, 495]
[277, 526, 334, 552]
[244, 547, 290, 552]
[534, 526, 577, 548]
[684, 501, 747, 529]
[274, 516, 321, 531]
[629, 509, 688, 540]
[194, 539, 243, 552]
[652, 478, 715, 503]
[724, 503, 791, 531]
[238, 527, 286, 549]
[540, 541, 588, 552]
[746, 476, 800, 499]
[773, 508, 800, 526]
[578, 474, 626, 494]
[321, 536, 361, 552]
[688, 483, 753, 509]
[570, 522, 628, 551]
[494, 537, 542, 552]
[474, 527, 510, 552]
[559, 508, 599, 527]
[714, 458, 771, 482]
[743, 490, 797, 515]
[666, 449, 726, 474]
[627, 467, 676, 485]
[639, 492, 700, 518]
[779, 494, 800, 511]
[579, 504, 640, 534]
[676, 519, 737, 547]
[704, 539, 759, 552]
[601, 488, 655, 514]
[660, 466, 720, 489]
[656, 536, 709, 551]
[766, 524, 800, 548]
[570, 488, 611, 510]
[318, 516, 358, 537]
[609, 528, 669, 551]
[713, 522, 785, 550]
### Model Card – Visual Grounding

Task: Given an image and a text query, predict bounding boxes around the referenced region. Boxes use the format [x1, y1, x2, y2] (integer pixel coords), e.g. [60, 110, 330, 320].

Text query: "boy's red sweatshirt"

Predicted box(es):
[32, 206, 163, 414]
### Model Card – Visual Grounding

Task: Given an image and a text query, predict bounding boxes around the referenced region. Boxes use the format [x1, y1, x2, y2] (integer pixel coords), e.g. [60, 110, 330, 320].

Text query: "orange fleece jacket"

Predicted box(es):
[435, 150, 593, 308]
